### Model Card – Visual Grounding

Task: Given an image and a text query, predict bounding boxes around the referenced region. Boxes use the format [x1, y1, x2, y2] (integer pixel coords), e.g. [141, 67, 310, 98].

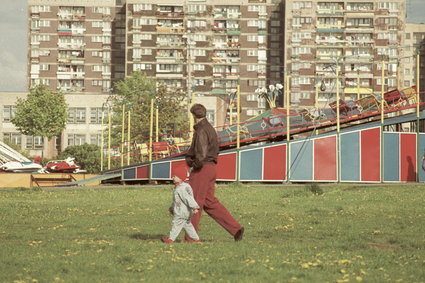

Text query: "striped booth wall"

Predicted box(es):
[121, 127, 425, 183]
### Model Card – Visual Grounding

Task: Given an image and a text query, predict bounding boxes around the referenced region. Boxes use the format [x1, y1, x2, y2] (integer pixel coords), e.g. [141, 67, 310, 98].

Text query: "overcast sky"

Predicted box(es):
[0, 0, 424, 92]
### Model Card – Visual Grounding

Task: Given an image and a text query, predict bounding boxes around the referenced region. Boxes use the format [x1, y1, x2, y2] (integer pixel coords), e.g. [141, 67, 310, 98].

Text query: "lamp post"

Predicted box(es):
[228, 89, 236, 125]
[255, 83, 284, 109]
[183, 34, 195, 135]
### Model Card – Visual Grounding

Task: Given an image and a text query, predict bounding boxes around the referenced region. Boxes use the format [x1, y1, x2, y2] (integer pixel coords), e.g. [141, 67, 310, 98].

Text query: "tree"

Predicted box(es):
[11, 84, 68, 139]
[112, 71, 188, 145]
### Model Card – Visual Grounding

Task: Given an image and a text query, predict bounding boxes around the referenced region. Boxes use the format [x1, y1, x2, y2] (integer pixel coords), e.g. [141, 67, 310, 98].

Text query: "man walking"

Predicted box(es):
[185, 103, 244, 242]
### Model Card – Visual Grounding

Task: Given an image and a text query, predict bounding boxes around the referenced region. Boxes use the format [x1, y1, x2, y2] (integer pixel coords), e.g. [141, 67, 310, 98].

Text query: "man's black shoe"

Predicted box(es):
[234, 227, 244, 241]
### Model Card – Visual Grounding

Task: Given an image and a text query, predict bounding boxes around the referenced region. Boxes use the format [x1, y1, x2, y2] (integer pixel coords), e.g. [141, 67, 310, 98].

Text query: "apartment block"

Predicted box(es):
[28, 0, 126, 93]
[284, 0, 406, 107]
[125, 0, 285, 119]
[404, 23, 425, 95]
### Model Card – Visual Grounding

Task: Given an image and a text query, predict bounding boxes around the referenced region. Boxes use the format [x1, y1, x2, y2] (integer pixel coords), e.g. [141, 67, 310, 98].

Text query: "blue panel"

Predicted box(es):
[239, 149, 263, 181]
[340, 132, 360, 181]
[151, 162, 170, 179]
[123, 168, 136, 180]
[418, 134, 425, 182]
[383, 133, 400, 182]
[289, 140, 313, 181]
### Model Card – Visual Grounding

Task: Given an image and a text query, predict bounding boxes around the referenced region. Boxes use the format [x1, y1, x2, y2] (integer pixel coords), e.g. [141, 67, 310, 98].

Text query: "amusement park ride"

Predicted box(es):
[124, 85, 420, 159]
[99, 83, 425, 185]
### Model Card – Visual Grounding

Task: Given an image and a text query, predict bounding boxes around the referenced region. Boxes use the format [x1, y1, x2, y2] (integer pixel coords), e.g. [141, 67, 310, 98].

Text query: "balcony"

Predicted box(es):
[156, 41, 185, 47]
[316, 8, 344, 16]
[258, 29, 267, 35]
[156, 11, 184, 18]
[227, 28, 241, 36]
[57, 72, 85, 80]
[156, 26, 185, 33]
[212, 88, 227, 95]
[155, 55, 184, 62]
[57, 28, 85, 36]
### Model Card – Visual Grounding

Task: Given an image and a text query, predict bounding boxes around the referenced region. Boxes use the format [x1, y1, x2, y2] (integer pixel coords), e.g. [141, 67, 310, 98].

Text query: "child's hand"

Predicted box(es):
[192, 208, 199, 214]
[168, 207, 174, 215]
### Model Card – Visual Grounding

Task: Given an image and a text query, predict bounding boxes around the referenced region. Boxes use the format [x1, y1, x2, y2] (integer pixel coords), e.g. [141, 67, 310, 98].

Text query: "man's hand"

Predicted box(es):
[192, 208, 199, 214]
[168, 207, 174, 215]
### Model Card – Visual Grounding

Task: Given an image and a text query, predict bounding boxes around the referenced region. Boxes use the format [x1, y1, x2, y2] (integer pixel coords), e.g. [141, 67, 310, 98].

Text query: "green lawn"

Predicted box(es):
[0, 184, 424, 283]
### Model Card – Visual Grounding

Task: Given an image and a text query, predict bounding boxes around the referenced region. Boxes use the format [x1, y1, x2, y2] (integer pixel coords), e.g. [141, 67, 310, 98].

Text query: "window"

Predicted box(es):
[90, 134, 102, 146]
[133, 18, 156, 26]
[157, 64, 182, 72]
[247, 20, 267, 28]
[3, 105, 16, 122]
[133, 64, 152, 71]
[90, 108, 103, 124]
[92, 7, 111, 14]
[248, 80, 266, 87]
[405, 33, 411, 40]
[189, 49, 206, 57]
[67, 134, 86, 146]
[404, 80, 410, 87]
[193, 34, 207, 41]
[195, 79, 205, 86]
[248, 50, 258, 56]
[193, 64, 205, 71]
[187, 4, 206, 12]
[3, 132, 22, 146]
[293, 1, 312, 9]
[68, 107, 86, 124]
[31, 5, 51, 13]
[378, 2, 398, 11]
[247, 94, 258, 101]
[31, 19, 50, 29]
[187, 20, 207, 28]
[26, 136, 44, 150]
[133, 4, 152, 11]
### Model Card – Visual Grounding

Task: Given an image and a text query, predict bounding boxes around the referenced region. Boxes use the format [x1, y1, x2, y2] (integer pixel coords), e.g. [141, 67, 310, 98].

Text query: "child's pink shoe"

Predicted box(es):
[161, 237, 173, 243]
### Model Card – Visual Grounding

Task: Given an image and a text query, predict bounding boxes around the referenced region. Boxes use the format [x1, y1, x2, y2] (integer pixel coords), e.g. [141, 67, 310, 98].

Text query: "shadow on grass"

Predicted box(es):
[130, 233, 216, 243]
[130, 233, 164, 240]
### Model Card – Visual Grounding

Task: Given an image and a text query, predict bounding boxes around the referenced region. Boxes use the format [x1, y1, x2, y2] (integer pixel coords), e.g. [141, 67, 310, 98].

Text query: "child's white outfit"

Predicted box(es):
[168, 182, 200, 241]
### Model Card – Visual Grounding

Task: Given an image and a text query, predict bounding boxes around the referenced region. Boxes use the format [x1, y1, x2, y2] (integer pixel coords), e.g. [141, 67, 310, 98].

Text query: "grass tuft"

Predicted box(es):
[305, 183, 324, 195]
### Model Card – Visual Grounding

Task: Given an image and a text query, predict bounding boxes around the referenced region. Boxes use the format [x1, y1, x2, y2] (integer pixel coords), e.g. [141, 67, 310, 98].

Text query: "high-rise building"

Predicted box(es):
[28, 0, 126, 93]
[284, 0, 406, 108]
[27, 0, 285, 122]
[125, 0, 285, 120]
[404, 23, 425, 98]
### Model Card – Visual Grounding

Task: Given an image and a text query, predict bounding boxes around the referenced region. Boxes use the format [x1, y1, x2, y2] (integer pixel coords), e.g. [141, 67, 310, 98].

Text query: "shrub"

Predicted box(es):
[56, 144, 101, 174]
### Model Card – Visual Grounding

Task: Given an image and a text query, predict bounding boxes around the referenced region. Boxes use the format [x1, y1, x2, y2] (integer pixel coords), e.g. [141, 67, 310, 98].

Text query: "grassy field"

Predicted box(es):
[0, 183, 424, 283]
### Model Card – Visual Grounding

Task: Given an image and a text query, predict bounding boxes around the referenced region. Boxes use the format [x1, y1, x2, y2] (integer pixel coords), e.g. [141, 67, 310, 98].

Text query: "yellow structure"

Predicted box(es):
[0, 173, 101, 189]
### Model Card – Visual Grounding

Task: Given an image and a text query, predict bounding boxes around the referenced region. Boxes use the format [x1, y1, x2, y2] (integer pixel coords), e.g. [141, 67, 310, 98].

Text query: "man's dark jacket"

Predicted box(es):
[185, 118, 219, 170]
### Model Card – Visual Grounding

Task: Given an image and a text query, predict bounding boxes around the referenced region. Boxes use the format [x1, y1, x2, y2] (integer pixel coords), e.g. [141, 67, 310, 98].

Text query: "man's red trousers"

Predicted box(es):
[186, 163, 242, 239]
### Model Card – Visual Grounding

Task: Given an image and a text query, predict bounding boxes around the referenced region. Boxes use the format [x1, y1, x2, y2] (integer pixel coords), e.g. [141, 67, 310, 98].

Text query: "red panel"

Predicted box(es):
[217, 153, 237, 180]
[171, 160, 189, 179]
[400, 134, 417, 182]
[263, 144, 286, 181]
[361, 128, 381, 182]
[314, 136, 337, 181]
[136, 165, 149, 179]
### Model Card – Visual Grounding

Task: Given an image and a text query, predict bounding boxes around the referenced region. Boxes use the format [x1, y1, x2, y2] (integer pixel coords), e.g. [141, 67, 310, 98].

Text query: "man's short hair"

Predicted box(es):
[190, 104, 206, 118]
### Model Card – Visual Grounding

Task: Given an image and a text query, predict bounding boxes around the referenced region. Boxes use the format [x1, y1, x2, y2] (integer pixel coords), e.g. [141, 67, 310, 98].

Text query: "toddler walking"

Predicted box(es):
[162, 164, 200, 243]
